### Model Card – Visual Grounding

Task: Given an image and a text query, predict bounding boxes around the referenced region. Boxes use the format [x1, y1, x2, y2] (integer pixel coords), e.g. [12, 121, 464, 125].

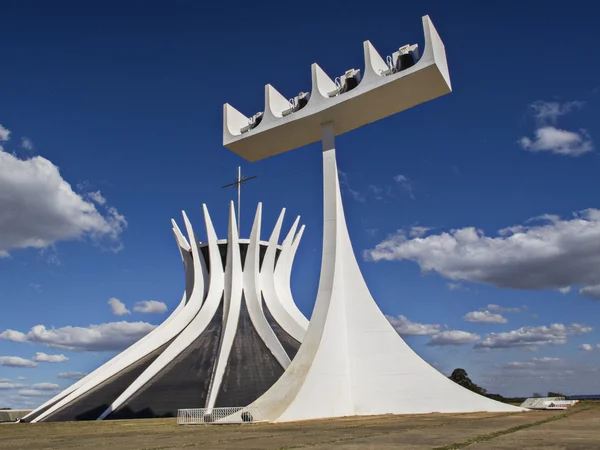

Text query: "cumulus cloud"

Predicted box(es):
[463, 310, 507, 324]
[580, 285, 600, 300]
[386, 315, 440, 336]
[0, 124, 10, 141]
[447, 282, 466, 291]
[21, 137, 34, 150]
[364, 209, 600, 297]
[518, 101, 593, 157]
[108, 298, 130, 316]
[33, 352, 68, 363]
[133, 300, 168, 314]
[57, 372, 87, 380]
[427, 330, 479, 346]
[0, 356, 37, 368]
[519, 127, 593, 156]
[0, 140, 127, 257]
[0, 321, 156, 352]
[581, 343, 594, 352]
[475, 323, 592, 349]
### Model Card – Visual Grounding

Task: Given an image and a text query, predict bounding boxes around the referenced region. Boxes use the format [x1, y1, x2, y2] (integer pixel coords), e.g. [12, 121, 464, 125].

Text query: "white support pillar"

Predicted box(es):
[243, 123, 523, 422]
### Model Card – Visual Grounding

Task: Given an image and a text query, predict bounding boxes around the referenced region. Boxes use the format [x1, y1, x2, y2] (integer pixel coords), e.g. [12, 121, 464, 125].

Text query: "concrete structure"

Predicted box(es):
[24, 203, 307, 422]
[223, 16, 523, 422]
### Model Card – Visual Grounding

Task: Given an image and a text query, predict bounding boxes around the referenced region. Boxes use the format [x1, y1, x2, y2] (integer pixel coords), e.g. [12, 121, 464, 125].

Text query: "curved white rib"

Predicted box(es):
[99, 204, 225, 420]
[172, 221, 194, 303]
[33, 212, 209, 423]
[274, 218, 309, 333]
[25, 228, 193, 422]
[182, 211, 209, 304]
[243, 203, 291, 368]
[261, 209, 307, 342]
[204, 201, 243, 410]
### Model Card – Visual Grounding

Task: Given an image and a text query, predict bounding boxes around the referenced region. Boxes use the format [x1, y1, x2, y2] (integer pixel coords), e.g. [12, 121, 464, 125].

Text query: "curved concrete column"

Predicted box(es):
[204, 201, 243, 410]
[24, 227, 194, 423]
[31, 211, 210, 423]
[261, 210, 307, 342]
[98, 204, 225, 420]
[274, 218, 308, 334]
[243, 203, 291, 369]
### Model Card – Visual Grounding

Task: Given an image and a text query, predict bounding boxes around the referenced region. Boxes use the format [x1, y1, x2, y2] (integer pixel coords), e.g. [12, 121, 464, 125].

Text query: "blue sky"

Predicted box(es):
[2, 0, 600, 408]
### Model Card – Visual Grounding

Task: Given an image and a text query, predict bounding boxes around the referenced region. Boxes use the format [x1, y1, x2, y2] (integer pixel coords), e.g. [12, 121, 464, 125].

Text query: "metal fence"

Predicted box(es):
[177, 406, 265, 425]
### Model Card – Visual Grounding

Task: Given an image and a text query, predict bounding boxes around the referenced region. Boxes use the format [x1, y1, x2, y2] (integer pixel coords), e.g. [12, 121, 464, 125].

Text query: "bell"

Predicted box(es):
[342, 76, 359, 93]
[397, 53, 415, 72]
[297, 93, 309, 110]
[250, 112, 263, 129]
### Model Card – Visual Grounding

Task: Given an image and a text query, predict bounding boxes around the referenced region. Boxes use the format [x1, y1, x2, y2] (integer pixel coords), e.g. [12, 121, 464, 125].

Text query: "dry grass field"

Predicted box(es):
[1, 403, 598, 450]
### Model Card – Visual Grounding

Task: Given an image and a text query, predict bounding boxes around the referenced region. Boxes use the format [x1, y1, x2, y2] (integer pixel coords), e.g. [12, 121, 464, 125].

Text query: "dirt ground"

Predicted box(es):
[1, 403, 598, 450]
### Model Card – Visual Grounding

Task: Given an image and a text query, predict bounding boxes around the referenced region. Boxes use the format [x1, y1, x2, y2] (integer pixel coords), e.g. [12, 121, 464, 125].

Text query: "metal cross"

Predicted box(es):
[222, 166, 257, 235]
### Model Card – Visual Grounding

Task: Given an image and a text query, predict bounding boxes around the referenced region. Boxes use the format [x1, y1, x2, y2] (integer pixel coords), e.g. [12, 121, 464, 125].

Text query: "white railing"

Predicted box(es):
[177, 406, 265, 425]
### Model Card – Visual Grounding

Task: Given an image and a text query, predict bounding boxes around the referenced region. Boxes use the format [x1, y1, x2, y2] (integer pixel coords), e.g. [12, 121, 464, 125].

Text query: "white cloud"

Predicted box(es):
[108, 298, 130, 316]
[394, 174, 415, 199]
[364, 209, 600, 295]
[18, 389, 55, 397]
[475, 323, 592, 349]
[21, 137, 34, 150]
[133, 300, 168, 314]
[0, 321, 156, 352]
[447, 283, 464, 291]
[30, 383, 60, 390]
[386, 315, 440, 336]
[519, 126, 593, 156]
[0, 124, 10, 141]
[580, 285, 600, 300]
[487, 304, 523, 313]
[33, 352, 68, 363]
[57, 372, 87, 380]
[518, 101, 593, 157]
[581, 344, 594, 352]
[427, 330, 479, 346]
[463, 310, 507, 324]
[87, 191, 107, 205]
[0, 148, 127, 257]
[17, 376, 26, 380]
[0, 382, 26, 389]
[0, 356, 37, 368]
[558, 286, 572, 294]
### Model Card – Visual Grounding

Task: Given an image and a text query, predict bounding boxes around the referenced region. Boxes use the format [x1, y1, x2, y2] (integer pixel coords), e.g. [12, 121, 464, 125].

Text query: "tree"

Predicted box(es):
[548, 391, 565, 398]
[448, 368, 487, 396]
[533, 392, 542, 398]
